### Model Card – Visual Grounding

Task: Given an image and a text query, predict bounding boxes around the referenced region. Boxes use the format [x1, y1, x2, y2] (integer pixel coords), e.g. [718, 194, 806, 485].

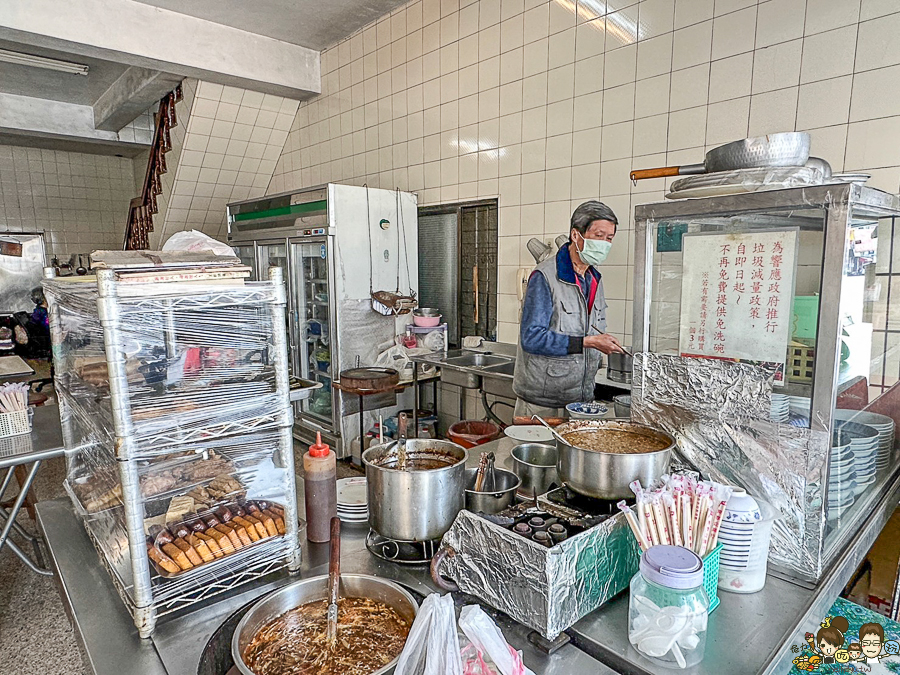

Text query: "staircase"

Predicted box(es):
[123, 84, 183, 250]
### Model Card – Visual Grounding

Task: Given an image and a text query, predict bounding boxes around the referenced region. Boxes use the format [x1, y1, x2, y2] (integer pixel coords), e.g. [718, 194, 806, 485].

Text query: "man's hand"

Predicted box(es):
[584, 333, 625, 355]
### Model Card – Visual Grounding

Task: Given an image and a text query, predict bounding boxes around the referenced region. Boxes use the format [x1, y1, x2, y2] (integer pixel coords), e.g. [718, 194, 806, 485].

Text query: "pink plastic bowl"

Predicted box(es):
[413, 314, 441, 327]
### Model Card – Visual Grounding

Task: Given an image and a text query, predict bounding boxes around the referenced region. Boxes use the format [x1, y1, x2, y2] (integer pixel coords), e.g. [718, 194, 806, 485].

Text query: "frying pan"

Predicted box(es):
[630, 132, 810, 181]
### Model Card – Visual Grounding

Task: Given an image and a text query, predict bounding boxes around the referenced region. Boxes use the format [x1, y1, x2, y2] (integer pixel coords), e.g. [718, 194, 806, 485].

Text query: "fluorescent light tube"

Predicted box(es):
[0, 48, 89, 76]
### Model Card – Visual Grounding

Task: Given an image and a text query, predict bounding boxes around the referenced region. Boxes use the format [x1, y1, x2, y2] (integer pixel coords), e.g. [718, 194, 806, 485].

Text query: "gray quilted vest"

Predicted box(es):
[512, 254, 607, 408]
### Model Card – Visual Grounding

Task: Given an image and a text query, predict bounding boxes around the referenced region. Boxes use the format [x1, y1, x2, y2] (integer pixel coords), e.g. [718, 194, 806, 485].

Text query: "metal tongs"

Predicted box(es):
[473, 451, 497, 492]
[591, 324, 634, 357]
[380, 412, 409, 470]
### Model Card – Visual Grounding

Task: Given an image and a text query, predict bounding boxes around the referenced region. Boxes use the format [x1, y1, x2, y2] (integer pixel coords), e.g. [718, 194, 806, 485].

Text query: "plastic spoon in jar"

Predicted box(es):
[531, 415, 567, 445]
[326, 517, 341, 650]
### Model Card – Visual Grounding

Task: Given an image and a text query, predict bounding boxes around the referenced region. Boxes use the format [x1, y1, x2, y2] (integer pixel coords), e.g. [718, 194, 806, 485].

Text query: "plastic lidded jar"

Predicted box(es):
[629, 545, 710, 669]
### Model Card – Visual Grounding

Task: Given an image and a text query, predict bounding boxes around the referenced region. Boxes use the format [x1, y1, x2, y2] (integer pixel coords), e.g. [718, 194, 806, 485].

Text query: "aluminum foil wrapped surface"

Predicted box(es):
[632, 352, 827, 581]
[438, 509, 640, 640]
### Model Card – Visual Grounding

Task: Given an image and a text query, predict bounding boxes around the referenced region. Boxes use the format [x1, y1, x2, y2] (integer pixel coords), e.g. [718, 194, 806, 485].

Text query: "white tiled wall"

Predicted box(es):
[267, 0, 900, 348]
[0, 145, 135, 258]
[151, 80, 300, 247]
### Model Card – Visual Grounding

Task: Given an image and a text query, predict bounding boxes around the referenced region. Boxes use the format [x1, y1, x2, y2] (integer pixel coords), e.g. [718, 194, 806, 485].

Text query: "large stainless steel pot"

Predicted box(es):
[554, 420, 674, 500]
[363, 439, 468, 541]
[232, 574, 418, 675]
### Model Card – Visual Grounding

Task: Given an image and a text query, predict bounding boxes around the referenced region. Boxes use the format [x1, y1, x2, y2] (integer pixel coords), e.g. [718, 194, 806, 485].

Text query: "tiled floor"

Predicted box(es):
[0, 456, 86, 675]
[1, 443, 363, 674]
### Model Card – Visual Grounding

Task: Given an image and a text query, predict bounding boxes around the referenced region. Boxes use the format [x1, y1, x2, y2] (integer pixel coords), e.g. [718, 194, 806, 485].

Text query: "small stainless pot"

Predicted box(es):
[510, 443, 559, 498]
[554, 420, 674, 500]
[232, 574, 418, 675]
[363, 439, 467, 542]
[464, 467, 520, 514]
[613, 394, 632, 418]
[606, 349, 634, 383]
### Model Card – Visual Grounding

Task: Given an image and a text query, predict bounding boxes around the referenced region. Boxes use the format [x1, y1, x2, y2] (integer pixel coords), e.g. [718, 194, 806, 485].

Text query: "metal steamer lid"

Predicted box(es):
[639, 545, 704, 589]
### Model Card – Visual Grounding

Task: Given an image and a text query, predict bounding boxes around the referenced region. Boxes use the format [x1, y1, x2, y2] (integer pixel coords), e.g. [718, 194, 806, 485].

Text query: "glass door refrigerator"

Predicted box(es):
[227, 184, 418, 456]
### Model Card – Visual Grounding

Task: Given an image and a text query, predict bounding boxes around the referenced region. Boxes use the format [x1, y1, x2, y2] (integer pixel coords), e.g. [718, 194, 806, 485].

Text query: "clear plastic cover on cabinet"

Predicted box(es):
[44, 268, 299, 635]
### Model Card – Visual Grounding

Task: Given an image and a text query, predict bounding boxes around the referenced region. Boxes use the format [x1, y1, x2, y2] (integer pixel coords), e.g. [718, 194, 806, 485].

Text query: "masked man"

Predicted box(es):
[513, 201, 626, 418]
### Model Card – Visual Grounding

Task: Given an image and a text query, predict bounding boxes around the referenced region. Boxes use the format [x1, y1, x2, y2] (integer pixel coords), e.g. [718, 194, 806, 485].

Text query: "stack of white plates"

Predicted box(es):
[836, 410, 895, 476]
[837, 421, 879, 487]
[788, 395, 810, 414]
[336, 477, 368, 523]
[770, 394, 790, 423]
[828, 431, 857, 519]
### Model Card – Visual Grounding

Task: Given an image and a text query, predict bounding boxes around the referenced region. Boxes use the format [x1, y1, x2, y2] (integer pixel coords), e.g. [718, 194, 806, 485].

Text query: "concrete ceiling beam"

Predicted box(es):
[93, 67, 182, 131]
[0, 92, 150, 157]
[0, 0, 320, 100]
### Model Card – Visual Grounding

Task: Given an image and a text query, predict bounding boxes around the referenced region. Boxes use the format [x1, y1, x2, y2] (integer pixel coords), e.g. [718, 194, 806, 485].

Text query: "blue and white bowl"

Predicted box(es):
[565, 401, 609, 420]
[723, 489, 761, 524]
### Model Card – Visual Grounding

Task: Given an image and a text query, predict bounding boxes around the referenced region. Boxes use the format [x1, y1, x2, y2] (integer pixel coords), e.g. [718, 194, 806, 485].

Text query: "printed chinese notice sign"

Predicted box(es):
[679, 229, 799, 372]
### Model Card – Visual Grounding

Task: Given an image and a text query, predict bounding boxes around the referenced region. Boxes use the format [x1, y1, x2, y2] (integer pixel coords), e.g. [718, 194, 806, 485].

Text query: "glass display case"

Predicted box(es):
[632, 182, 900, 585]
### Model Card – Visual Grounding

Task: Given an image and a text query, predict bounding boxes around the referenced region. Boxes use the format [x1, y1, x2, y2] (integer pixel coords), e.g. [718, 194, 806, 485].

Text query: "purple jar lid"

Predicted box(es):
[640, 545, 704, 590]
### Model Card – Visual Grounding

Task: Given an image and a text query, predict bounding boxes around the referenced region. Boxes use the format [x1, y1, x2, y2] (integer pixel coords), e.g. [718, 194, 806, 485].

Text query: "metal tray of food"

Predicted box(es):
[289, 377, 323, 402]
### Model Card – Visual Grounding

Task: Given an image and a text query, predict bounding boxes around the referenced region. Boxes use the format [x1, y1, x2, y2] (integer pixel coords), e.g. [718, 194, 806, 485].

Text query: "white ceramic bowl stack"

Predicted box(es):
[769, 394, 790, 423]
[836, 410, 895, 476]
[717, 490, 778, 593]
[336, 476, 369, 523]
[827, 431, 857, 521]
[718, 491, 761, 571]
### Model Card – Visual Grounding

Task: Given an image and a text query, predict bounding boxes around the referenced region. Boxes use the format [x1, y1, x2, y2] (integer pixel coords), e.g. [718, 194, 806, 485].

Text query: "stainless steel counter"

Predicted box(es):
[38, 434, 900, 675]
[480, 437, 900, 675]
[36, 442, 614, 675]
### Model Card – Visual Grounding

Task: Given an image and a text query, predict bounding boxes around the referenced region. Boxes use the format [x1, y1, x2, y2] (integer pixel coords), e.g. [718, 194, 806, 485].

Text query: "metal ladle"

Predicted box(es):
[532, 415, 568, 445]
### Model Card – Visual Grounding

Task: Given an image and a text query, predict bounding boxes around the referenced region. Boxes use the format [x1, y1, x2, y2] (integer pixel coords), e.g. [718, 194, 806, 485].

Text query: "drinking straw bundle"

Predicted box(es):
[617, 475, 733, 557]
[0, 383, 29, 413]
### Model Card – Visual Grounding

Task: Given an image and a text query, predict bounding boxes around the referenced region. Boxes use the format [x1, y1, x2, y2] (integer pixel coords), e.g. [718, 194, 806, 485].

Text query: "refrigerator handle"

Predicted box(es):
[289, 308, 299, 352]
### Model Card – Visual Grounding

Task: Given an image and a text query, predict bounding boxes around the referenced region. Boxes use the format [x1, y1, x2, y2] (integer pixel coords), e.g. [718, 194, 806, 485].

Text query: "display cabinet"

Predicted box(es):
[631, 182, 900, 585]
[43, 265, 299, 636]
[227, 184, 418, 456]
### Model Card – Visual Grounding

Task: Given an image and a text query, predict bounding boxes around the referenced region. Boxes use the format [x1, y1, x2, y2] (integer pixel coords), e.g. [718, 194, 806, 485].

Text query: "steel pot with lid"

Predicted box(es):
[363, 438, 468, 541]
[554, 419, 674, 500]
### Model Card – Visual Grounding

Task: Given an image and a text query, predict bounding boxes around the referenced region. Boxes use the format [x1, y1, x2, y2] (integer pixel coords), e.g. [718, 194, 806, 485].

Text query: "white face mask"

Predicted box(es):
[575, 233, 612, 267]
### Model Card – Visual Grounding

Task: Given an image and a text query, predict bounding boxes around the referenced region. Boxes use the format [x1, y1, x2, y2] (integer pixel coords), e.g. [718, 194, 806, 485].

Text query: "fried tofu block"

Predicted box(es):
[161, 542, 193, 571]
[233, 516, 260, 542]
[186, 534, 214, 563]
[195, 531, 224, 558]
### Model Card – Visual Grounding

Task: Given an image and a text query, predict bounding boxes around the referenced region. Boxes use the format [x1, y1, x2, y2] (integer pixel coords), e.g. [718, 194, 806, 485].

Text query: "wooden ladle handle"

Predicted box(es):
[629, 167, 683, 181]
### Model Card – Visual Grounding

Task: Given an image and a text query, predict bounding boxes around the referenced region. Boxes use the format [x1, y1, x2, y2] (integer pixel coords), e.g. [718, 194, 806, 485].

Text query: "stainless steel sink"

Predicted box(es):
[431, 350, 515, 390]
[481, 361, 516, 399]
[445, 353, 510, 368]
[484, 361, 515, 376]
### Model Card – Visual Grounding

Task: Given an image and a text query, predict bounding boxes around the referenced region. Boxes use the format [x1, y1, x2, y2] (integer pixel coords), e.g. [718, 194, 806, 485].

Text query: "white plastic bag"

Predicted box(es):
[162, 230, 235, 256]
[395, 593, 463, 675]
[394, 593, 435, 675]
[459, 605, 535, 675]
[425, 594, 463, 675]
[375, 344, 413, 382]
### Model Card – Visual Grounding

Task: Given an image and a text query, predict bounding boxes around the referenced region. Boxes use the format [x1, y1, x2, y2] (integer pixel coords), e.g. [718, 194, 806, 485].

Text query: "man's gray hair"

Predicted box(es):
[570, 201, 618, 237]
